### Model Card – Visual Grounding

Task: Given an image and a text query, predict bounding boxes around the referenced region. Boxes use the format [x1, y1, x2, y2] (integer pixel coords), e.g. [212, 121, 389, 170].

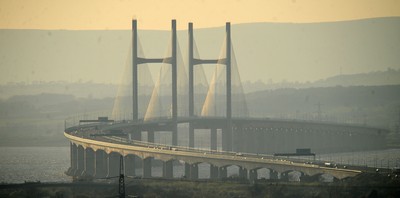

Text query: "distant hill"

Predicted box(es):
[1, 17, 399, 85]
[1, 68, 399, 99]
[0, 81, 117, 99]
[312, 68, 400, 87]
[242, 68, 400, 92]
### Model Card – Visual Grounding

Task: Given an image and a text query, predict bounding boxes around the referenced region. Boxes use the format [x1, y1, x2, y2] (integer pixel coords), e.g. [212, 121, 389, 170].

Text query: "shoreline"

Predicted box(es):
[1, 173, 399, 197]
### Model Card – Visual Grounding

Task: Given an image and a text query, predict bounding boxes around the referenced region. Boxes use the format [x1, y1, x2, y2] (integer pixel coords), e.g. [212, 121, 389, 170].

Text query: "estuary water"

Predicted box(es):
[0, 147, 399, 184]
[0, 147, 71, 184]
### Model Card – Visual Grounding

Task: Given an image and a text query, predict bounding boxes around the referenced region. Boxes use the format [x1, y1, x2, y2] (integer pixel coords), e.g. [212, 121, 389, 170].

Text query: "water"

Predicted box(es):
[0, 147, 399, 184]
[318, 149, 400, 169]
[0, 147, 71, 184]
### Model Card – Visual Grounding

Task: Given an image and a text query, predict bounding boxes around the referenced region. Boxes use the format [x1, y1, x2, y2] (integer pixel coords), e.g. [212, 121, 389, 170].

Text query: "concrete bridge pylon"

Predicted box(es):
[188, 22, 233, 151]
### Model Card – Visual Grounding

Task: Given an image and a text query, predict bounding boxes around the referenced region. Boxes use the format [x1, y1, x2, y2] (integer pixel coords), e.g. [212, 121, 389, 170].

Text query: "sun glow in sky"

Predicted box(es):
[1, 0, 400, 30]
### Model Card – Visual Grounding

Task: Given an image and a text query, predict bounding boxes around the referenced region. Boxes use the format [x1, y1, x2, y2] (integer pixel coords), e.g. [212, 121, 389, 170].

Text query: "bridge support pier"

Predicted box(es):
[239, 167, 248, 180]
[189, 125, 194, 148]
[143, 158, 152, 178]
[76, 146, 84, 176]
[147, 130, 154, 142]
[210, 165, 219, 179]
[124, 155, 135, 177]
[222, 127, 232, 151]
[94, 150, 107, 178]
[83, 148, 95, 176]
[108, 152, 120, 177]
[184, 163, 190, 179]
[232, 127, 242, 152]
[249, 169, 257, 181]
[280, 172, 290, 181]
[189, 164, 199, 180]
[211, 128, 217, 150]
[163, 160, 173, 178]
[218, 167, 227, 179]
[270, 170, 279, 180]
[69, 143, 77, 175]
[131, 130, 142, 174]
[172, 125, 178, 146]
[142, 130, 154, 178]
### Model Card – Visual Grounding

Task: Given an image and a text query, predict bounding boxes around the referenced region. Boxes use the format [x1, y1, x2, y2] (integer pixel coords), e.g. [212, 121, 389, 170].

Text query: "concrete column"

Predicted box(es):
[76, 146, 84, 176]
[171, 20, 178, 147]
[132, 19, 138, 121]
[143, 158, 152, 178]
[84, 148, 95, 176]
[184, 163, 191, 179]
[147, 131, 154, 143]
[108, 153, 120, 177]
[280, 172, 290, 181]
[189, 125, 195, 148]
[132, 131, 142, 173]
[171, 20, 177, 121]
[210, 165, 219, 179]
[218, 167, 227, 179]
[106, 154, 110, 177]
[231, 128, 238, 152]
[94, 150, 107, 178]
[187, 23, 195, 144]
[188, 22, 194, 118]
[222, 127, 232, 151]
[70, 143, 77, 173]
[190, 164, 198, 180]
[163, 160, 173, 178]
[225, 22, 232, 152]
[270, 170, 279, 180]
[211, 128, 217, 150]
[143, 130, 154, 178]
[239, 167, 248, 180]
[172, 126, 178, 146]
[125, 155, 135, 177]
[233, 127, 244, 152]
[249, 169, 257, 181]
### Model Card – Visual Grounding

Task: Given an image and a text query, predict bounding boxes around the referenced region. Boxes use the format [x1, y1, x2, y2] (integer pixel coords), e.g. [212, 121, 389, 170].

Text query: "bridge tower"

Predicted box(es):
[132, 19, 178, 144]
[188, 22, 232, 151]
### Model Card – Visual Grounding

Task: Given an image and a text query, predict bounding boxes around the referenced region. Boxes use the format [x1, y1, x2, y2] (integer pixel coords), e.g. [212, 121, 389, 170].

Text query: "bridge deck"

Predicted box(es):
[65, 128, 362, 180]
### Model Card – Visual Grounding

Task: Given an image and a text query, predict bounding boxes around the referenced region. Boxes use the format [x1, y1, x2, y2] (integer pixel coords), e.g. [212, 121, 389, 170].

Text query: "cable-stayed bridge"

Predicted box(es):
[65, 20, 388, 182]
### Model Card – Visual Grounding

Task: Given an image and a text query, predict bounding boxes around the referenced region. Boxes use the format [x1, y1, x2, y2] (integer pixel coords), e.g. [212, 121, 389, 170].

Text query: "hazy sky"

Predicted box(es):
[0, 0, 400, 85]
[1, 0, 400, 30]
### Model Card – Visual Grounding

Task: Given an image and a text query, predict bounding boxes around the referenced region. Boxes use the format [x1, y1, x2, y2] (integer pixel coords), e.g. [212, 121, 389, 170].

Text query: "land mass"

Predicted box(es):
[1, 173, 399, 198]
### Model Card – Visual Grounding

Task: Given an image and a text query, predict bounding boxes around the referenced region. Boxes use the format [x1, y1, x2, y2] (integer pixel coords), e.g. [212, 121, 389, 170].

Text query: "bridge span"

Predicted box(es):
[65, 123, 362, 182]
[64, 19, 388, 182]
[72, 116, 387, 154]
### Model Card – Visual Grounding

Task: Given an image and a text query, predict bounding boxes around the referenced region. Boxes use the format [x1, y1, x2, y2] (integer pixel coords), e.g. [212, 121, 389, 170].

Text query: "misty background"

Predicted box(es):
[0, 17, 399, 147]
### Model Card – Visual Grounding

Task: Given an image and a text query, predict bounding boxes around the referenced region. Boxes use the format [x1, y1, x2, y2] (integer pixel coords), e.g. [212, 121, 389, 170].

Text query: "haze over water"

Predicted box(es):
[0, 147, 399, 184]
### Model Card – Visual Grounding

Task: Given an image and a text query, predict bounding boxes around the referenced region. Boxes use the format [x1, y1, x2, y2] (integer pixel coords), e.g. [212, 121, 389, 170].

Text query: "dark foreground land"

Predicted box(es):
[1, 173, 399, 198]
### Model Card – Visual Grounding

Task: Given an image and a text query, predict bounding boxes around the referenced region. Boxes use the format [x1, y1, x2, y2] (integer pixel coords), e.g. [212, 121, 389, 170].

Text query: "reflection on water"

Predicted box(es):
[0, 147, 399, 184]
